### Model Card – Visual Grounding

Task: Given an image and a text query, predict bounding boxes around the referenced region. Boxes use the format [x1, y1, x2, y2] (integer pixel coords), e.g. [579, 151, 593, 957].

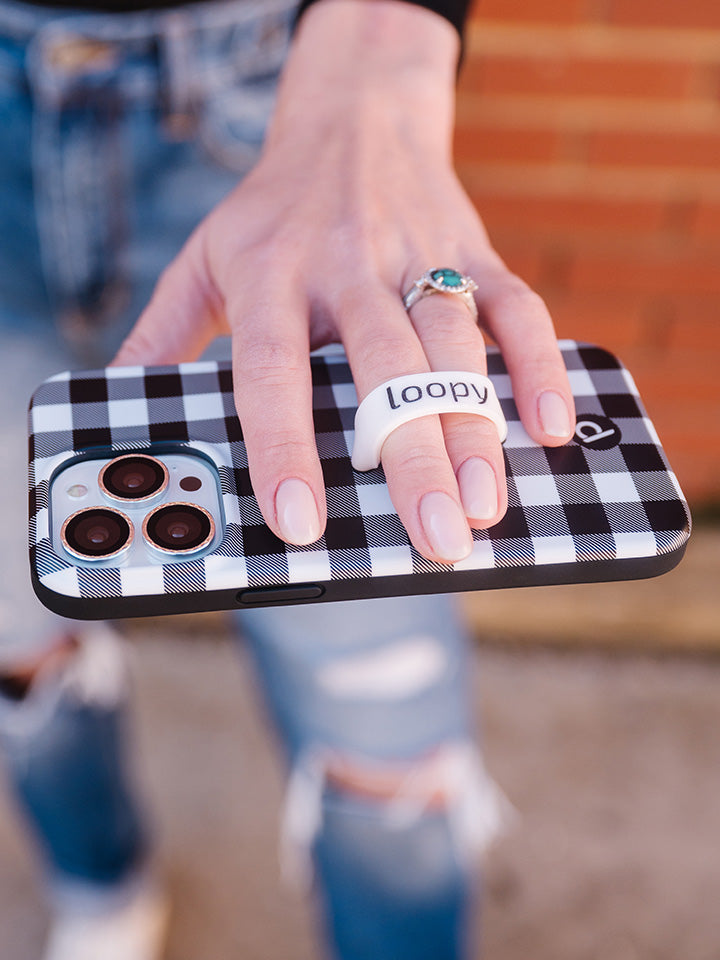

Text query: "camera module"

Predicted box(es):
[62, 507, 133, 560]
[99, 454, 168, 502]
[143, 502, 215, 555]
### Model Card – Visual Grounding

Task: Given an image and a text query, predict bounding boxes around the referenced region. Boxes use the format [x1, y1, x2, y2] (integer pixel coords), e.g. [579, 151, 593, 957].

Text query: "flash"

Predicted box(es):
[67, 483, 89, 499]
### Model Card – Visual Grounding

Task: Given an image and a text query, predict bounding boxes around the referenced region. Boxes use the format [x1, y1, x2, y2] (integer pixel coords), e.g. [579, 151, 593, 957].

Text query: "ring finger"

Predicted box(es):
[336, 282, 473, 564]
[395, 266, 507, 529]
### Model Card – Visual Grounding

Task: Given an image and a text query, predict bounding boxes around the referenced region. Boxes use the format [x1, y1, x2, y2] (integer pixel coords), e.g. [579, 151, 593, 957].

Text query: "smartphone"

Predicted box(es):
[28, 341, 691, 620]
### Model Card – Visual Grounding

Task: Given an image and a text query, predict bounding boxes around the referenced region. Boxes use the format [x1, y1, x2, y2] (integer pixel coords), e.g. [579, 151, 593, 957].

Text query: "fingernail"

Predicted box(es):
[458, 458, 498, 521]
[275, 478, 322, 545]
[538, 391, 572, 438]
[420, 491, 473, 563]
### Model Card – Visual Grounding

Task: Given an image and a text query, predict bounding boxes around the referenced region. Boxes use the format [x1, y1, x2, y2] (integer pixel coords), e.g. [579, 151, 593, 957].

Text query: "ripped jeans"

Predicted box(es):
[241, 597, 500, 960]
[0, 0, 499, 956]
[1, 597, 498, 958]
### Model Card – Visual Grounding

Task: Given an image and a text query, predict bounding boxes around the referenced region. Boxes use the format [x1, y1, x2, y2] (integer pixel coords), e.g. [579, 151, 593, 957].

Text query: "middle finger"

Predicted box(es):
[337, 277, 501, 564]
[402, 274, 507, 529]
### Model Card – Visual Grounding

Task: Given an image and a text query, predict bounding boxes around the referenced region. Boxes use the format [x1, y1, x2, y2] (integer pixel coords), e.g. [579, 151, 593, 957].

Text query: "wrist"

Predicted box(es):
[267, 0, 459, 156]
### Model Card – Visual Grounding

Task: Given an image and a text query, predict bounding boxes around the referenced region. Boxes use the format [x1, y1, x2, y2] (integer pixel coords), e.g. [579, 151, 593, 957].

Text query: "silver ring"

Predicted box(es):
[402, 268, 478, 320]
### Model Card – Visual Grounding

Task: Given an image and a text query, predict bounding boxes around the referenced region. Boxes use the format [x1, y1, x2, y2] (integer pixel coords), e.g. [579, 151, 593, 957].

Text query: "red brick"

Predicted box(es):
[664, 308, 720, 351]
[472, 0, 585, 25]
[606, 0, 720, 30]
[461, 54, 694, 100]
[636, 359, 720, 404]
[691, 202, 720, 239]
[484, 245, 546, 287]
[454, 125, 559, 163]
[589, 131, 720, 169]
[568, 253, 720, 297]
[463, 190, 667, 236]
[542, 293, 647, 349]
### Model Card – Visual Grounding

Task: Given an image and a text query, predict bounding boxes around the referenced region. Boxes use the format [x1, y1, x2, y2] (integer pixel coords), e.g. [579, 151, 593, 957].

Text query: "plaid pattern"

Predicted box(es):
[29, 341, 691, 607]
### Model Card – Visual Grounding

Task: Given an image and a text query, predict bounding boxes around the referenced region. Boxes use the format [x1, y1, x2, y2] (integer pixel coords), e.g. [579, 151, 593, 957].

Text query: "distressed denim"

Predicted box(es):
[0, 1, 499, 953]
[241, 597, 501, 960]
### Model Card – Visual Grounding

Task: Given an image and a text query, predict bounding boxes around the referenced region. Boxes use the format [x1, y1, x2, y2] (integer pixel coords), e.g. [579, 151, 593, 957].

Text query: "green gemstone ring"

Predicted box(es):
[402, 268, 478, 320]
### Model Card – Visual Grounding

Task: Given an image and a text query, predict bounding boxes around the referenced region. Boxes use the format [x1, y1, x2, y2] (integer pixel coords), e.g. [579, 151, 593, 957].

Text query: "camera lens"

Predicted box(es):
[62, 507, 133, 560]
[99, 454, 168, 502]
[143, 502, 215, 555]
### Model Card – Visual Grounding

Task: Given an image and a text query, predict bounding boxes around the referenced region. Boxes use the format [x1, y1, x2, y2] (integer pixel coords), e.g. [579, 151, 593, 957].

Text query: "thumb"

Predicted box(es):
[111, 230, 226, 367]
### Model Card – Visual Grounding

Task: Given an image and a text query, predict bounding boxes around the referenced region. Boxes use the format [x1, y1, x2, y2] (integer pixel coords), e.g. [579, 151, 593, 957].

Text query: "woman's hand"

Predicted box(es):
[113, 0, 574, 563]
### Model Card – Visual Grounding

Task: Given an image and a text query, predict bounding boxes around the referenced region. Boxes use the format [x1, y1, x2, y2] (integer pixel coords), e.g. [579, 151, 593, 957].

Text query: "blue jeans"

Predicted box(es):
[0, 2, 496, 955]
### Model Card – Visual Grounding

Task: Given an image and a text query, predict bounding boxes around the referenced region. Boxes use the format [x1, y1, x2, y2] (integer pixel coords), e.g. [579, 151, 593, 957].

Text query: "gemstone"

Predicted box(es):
[431, 268, 464, 288]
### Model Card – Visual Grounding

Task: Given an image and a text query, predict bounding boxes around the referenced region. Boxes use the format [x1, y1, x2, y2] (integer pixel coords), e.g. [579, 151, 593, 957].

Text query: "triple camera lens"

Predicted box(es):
[99, 454, 168, 502]
[61, 454, 215, 561]
[143, 503, 214, 555]
[62, 507, 133, 560]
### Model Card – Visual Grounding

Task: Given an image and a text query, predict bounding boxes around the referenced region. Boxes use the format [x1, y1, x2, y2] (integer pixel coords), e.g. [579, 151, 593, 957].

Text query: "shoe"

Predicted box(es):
[43, 884, 170, 960]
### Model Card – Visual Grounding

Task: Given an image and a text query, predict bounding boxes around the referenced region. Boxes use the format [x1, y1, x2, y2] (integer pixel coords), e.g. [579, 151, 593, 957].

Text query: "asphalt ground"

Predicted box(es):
[1, 528, 719, 960]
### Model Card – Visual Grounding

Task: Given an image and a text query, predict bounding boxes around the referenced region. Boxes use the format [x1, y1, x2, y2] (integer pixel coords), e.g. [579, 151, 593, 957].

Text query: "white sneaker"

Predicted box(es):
[43, 884, 170, 960]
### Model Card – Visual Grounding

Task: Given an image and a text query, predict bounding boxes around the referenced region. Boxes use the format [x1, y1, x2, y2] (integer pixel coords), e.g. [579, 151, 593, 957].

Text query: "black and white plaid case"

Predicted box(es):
[29, 341, 691, 618]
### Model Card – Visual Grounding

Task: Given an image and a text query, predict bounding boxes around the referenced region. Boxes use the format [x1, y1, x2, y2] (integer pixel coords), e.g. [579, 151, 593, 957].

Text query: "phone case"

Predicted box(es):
[29, 341, 691, 619]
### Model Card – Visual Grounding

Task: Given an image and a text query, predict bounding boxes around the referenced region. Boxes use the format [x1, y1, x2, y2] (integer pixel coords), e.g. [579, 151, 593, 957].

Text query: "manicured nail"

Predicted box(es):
[458, 458, 498, 521]
[275, 478, 322, 545]
[538, 391, 572, 438]
[420, 491, 473, 563]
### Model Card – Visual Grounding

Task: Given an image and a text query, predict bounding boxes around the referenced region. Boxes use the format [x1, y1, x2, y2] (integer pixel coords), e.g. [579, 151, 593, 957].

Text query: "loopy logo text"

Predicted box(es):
[386, 380, 488, 410]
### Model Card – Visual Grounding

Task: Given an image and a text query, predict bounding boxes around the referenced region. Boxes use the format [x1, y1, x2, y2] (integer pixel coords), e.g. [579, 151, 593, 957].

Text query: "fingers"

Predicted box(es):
[111, 229, 225, 367]
[226, 277, 326, 547]
[404, 291, 507, 530]
[114, 229, 569, 564]
[341, 259, 572, 564]
[470, 265, 575, 447]
[339, 283, 498, 564]
[113, 229, 326, 548]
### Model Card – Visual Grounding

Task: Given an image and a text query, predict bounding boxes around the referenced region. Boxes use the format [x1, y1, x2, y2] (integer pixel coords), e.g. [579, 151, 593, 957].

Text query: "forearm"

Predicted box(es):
[266, 0, 460, 161]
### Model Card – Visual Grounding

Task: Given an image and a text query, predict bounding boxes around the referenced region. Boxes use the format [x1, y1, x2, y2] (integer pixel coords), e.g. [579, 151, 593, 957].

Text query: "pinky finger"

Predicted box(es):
[472, 270, 575, 446]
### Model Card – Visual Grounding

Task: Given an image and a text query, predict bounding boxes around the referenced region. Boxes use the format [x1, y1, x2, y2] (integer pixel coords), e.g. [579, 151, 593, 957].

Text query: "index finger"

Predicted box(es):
[226, 275, 326, 547]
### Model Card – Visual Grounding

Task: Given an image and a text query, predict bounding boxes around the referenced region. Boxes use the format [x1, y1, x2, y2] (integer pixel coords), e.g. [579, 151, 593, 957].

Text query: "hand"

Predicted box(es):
[113, 0, 575, 563]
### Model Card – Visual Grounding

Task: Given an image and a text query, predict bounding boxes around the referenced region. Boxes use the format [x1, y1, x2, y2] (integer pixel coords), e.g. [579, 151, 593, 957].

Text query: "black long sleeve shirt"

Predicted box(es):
[31, 0, 472, 39]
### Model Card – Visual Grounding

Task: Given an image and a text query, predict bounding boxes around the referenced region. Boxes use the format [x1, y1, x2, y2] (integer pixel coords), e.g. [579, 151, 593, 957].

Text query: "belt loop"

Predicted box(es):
[161, 10, 197, 139]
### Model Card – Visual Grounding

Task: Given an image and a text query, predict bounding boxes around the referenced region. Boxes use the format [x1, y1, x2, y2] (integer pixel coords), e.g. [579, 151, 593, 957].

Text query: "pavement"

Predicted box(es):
[1, 528, 719, 960]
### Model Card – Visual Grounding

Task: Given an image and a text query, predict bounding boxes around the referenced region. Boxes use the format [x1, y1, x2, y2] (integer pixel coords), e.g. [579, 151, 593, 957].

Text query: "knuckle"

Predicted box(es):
[416, 309, 481, 353]
[325, 220, 375, 262]
[235, 339, 305, 388]
[352, 331, 419, 380]
[249, 433, 316, 468]
[443, 412, 499, 446]
[489, 277, 549, 322]
[331, 277, 385, 316]
[392, 442, 449, 478]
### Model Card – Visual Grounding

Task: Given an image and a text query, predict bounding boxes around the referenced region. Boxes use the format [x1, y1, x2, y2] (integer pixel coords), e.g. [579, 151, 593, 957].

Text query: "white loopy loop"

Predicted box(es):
[351, 371, 508, 472]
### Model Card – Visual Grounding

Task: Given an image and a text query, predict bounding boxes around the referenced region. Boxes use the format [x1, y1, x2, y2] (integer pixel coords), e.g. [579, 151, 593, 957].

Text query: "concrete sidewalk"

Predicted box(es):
[1, 529, 719, 959]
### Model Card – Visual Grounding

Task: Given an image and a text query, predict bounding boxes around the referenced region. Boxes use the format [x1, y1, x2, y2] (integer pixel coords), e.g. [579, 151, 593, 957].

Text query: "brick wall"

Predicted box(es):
[455, 1, 720, 508]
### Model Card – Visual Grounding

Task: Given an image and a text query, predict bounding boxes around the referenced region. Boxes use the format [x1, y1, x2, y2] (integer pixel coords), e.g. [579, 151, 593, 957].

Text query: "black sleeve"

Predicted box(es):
[294, 0, 473, 41]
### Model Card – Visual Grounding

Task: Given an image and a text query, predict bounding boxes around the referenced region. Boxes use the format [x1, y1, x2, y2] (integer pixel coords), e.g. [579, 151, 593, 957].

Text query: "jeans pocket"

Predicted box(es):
[196, 2, 295, 173]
